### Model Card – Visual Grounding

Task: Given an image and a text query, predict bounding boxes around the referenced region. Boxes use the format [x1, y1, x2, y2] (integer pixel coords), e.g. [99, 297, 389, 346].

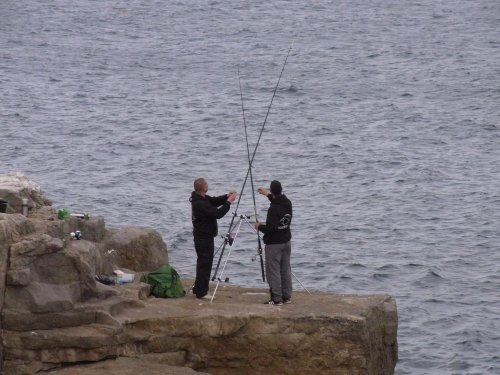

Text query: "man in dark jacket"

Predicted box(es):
[190, 178, 236, 299]
[255, 180, 292, 306]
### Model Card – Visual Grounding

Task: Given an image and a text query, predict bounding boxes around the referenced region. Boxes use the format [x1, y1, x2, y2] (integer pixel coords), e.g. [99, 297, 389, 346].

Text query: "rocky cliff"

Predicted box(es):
[0, 173, 398, 375]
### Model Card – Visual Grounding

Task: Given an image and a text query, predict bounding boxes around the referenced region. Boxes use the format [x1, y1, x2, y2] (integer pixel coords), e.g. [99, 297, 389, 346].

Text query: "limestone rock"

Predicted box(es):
[32, 211, 106, 244]
[103, 227, 168, 271]
[44, 357, 211, 375]
[0, 213, 36, 310]
[0, 172, 51, 213]
[2, 281, 398, 375]
[0, 174, 398, 374]
[4, 231, 101, 313]
[6, 267, 31, 286]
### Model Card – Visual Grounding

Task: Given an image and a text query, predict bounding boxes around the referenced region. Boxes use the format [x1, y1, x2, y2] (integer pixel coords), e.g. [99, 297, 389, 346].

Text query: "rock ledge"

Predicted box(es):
[0, 173, 398, 374]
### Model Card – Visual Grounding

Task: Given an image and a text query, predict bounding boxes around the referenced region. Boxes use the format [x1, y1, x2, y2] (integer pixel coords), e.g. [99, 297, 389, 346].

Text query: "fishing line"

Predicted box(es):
[238, 67, 265, 281]
[212, 40, 294, 281]
[238, 67, 258, 222]
[227, 40, 294, 219]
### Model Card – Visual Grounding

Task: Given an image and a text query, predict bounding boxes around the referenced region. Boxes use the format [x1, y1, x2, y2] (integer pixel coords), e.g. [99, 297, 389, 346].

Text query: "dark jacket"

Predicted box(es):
[258, 194, 292, 244]
[190, 192, 231, 238]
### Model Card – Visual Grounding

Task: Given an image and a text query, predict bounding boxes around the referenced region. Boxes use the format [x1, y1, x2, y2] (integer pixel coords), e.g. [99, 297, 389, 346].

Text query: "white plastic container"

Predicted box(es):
[116, 273, 135, 284]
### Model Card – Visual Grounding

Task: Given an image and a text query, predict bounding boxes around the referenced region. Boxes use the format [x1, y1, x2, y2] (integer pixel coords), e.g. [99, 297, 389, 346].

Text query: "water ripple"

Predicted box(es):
[2, 0, 500, 374]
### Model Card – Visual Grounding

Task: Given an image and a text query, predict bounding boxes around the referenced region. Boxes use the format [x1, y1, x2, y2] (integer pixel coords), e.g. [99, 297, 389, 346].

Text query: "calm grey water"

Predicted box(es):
[2, 0, 499, 373]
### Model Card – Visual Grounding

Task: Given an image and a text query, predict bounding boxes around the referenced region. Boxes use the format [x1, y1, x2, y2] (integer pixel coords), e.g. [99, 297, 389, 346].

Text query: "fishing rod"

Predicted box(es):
[211, 40, 294, 282]
[238, 67, 265, 282]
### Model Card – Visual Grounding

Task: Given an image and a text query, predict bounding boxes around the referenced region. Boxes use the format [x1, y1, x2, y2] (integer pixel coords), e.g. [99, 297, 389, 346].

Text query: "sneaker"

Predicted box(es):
[196, 294, 214, 300]
[283, 298, 292, 304]
[264, 300, 283, 306]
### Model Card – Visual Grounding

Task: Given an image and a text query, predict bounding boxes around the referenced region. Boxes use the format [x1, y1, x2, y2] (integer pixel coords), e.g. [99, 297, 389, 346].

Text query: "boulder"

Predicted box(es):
[4, 231, 101, 313]
[0, 172, 51, 214]
[29, 208, 106, 244]
[0, 213, 37, 321]
[0, 173, 167, 313]
[103, 227, 168, 272]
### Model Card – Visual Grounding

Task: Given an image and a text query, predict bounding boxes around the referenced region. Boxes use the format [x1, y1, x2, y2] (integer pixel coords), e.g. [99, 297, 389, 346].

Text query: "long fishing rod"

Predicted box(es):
[212, 41, 294, 282]
[238, 67, 265, 282]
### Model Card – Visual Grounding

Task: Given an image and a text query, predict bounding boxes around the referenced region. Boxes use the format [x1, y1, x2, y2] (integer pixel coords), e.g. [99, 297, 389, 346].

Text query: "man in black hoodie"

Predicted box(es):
[190, 178, 236, 299]
[255, 180, 292, 306]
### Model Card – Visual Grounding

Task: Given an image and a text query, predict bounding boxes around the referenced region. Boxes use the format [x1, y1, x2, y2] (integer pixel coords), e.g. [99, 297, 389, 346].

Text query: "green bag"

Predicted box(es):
[140, 265, 186, 298]
[57, 208, 70, 220]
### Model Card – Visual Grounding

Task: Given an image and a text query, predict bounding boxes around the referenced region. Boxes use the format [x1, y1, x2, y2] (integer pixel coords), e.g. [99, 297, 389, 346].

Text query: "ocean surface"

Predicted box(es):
[1, 0, 499, 373]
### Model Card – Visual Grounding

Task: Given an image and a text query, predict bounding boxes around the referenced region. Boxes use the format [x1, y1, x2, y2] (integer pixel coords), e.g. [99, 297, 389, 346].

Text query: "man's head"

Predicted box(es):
[270, 180, 282, 196]
[194, 178, 208, 195]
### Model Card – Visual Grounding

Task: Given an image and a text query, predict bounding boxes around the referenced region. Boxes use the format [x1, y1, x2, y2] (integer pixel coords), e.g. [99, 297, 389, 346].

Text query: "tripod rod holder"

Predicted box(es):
[231, 211, 252, 219]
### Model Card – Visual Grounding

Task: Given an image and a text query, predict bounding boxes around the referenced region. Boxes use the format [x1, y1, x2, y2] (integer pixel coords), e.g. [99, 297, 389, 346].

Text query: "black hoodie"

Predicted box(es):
[258, 194, 292, 244]
[190, 192, 231, 238]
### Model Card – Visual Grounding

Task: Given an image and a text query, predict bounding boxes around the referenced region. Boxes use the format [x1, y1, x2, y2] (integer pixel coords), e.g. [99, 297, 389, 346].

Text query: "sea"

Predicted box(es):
[1, 0, 499, 373]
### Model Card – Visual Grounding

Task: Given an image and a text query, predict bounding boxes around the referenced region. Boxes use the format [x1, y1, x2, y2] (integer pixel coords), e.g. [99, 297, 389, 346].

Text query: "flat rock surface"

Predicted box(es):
[39, 281, 396, 375]
[115, 280, 392, 321]
[46, 357, 209, 375]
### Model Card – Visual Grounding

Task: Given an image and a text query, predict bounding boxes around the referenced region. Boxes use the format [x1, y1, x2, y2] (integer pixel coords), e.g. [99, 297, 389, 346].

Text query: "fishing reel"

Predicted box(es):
[224, 232, 236, 245]
[252, 246, 263, 262]
[70, 230, 82, 240]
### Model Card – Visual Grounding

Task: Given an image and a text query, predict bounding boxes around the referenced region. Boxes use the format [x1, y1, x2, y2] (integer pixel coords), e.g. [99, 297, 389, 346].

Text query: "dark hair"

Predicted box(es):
[270, 180, 282, 196]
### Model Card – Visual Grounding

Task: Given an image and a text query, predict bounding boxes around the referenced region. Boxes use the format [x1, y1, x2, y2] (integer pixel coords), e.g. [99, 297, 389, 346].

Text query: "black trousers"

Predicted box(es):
[193, 236, 215, 298]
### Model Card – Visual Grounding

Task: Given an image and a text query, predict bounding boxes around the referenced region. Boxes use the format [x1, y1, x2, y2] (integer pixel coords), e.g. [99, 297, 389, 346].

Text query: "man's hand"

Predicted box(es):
[254, 220, 261, 230]
[227, 191, 237, 203]
[257, 187, 268, 196]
